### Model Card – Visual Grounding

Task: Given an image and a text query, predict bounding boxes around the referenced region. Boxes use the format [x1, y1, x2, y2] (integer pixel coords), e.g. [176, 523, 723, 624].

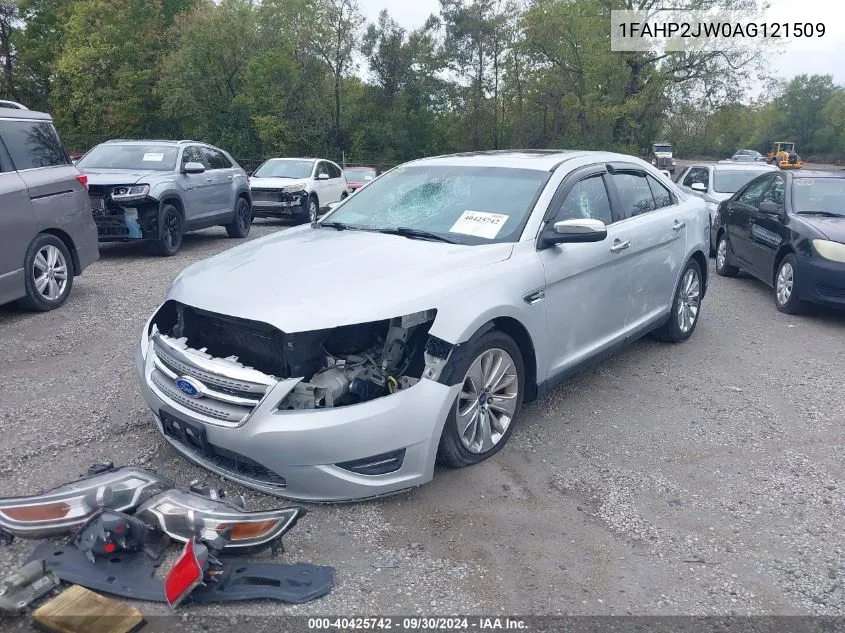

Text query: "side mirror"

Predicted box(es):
[759, 200, 783, 217]
[183, 162, 205, 174]
[690, 182, 706, 192]
[317, 173, 330, 180]
[325, 201, 342, 212]
[539, 218, 608, 249]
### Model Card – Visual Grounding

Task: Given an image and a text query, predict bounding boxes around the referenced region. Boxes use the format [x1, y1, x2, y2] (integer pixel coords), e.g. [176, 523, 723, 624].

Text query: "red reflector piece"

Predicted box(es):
[165, 539, 204, 608]
[104, 542, 116, 553]
[76, 173, 88, 190]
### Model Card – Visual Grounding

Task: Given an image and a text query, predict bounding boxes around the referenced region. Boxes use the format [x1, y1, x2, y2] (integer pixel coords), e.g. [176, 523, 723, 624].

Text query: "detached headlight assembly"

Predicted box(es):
[813, 239, 845, 263]
[112, 184, 150, 203]
[0, 467, 172, 540]
[135, 490, 305, 552]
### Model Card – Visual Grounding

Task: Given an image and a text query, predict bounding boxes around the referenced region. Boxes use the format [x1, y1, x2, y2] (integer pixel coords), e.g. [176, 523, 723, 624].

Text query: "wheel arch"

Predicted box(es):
[39, 228, 80, 275]
[431, 315, 539, 404]
[159, 195, 185, 220]
[689, 249, 709, 299]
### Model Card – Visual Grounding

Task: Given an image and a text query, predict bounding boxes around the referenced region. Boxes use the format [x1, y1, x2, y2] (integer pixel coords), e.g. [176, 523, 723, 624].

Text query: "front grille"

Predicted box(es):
[251, 189, 283, 202]
[817, 284, 845, 299]
[160, 412, 286, 487]
[94, 216, 129, 237]
[337, 449, 406, 476]
[148, 332, 276, 426]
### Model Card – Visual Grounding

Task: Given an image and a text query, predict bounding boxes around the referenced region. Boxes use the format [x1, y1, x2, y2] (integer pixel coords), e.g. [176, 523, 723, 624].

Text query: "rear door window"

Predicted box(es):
[0, 120, 70, 170]
[201, 147, 225, 170]
[610, 172, 656, 218]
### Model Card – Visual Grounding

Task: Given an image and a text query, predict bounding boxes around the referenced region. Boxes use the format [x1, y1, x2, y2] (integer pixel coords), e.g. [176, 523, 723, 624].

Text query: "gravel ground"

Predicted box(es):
[1, 213, 844, 629]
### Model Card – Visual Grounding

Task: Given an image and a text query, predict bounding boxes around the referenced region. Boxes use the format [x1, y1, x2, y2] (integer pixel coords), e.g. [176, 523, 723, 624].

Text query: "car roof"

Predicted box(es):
[102, 139, 205, 146]
[0, 107, 52, 121]
[790, 170, 845, 179]
[265, 157, 318, 162]
[406, 149, 639, 171]
[712, 162, 777, 171]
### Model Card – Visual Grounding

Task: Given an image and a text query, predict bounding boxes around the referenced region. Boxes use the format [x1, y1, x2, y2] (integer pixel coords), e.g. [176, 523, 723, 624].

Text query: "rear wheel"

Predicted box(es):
[226, 196, 252, 238]
[152, 203, 183, 256]
[437, 330, 524, 468]
[18, 234, 74, 311]
[653, 258, 703, 343]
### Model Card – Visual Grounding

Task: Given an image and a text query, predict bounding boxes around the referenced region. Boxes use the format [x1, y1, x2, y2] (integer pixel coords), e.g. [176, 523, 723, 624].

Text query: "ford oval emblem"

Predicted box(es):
[175, 377, 202, 398]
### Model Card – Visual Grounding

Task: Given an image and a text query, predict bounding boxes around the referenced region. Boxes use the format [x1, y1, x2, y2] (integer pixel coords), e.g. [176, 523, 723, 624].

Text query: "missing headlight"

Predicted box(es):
[277, 310, 437, 410]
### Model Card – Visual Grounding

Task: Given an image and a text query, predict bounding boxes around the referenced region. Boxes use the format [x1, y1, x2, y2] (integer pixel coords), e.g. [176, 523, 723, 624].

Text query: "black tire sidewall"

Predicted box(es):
[227, 197, 252, 237]
[775, 254, 803, 313]
[156, 204, 182, 256]
[437, 330, 525, 467]
[662, 258, 703, 342]
[21, 234, 74, 311]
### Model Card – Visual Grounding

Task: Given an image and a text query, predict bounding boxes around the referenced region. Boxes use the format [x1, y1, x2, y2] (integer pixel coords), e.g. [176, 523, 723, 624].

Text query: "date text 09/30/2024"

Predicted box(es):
[307, 617, 528, 631]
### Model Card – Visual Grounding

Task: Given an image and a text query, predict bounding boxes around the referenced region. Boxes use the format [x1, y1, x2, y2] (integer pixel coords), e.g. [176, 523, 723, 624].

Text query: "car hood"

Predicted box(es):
[799, 215, 845, 242]
[167, 227, 515, 332]
[80, 169, 161, 185]
[249, 178, 307, 190]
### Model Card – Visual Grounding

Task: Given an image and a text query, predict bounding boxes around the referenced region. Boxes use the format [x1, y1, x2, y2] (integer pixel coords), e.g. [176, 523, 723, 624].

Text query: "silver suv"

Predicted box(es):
[0, 106, 99, 311]
[76, 140, 252, 256]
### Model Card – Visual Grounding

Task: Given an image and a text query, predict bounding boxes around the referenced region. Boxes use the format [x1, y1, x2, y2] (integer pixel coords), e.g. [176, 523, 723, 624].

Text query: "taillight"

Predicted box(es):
[165, 538, 205, 609]
[76, 173, 88, 190]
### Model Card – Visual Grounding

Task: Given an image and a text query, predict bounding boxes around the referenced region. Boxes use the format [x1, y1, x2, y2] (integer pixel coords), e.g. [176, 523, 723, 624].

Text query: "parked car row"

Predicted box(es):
[1, 104, 384, 311]
[677, 159, 845, 313]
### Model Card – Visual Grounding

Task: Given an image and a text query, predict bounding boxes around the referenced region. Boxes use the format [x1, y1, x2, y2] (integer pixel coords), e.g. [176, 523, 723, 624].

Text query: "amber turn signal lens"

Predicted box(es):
[217, 519, 281, 541]
[0, 502, 72, 522]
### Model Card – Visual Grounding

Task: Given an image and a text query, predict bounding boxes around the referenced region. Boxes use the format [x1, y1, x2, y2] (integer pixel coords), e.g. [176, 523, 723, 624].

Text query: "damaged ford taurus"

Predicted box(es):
[136, 150, 710, 501]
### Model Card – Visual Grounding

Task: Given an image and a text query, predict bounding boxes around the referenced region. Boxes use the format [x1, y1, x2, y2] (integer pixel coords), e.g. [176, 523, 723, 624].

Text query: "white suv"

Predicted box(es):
[249, 158, 348, 223]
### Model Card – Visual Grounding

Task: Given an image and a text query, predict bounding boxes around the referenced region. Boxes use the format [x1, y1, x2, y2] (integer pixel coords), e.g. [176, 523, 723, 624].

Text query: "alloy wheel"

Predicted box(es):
[776, 261, 794, 306]
[309, 198, 318, 222]
[456, 348, 519, 454]
[163, 209, 180, 250]
[676, 268, 701, 334]
[716, 238, 728, 270]
[237, 200, 250, 232]
[32, 245, 68, 301]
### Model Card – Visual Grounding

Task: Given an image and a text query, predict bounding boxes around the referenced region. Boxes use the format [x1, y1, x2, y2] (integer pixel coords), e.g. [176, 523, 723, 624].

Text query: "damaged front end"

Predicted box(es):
[146, 301, 444, 413]
[89, 183, 158, 241]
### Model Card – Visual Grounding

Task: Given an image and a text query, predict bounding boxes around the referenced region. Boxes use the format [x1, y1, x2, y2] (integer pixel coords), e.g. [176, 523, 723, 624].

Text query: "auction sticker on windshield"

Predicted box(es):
[450, 211, 508, 239]
[795, 178, 815, 185]
[143, 152, 165, 162]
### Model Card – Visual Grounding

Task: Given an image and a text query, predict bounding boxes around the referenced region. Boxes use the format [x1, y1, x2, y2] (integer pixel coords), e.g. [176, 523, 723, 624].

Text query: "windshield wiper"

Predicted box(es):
[377, 227, 459, 244]
[318, 221, 358, 230]
[796, 211, 845, 217]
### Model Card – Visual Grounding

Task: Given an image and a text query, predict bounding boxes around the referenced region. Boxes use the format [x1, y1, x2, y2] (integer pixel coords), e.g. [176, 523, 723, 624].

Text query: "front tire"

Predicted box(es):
[18, 234, 74, 311]
[774, 253, 807, 314]
[715, 233, 739, 277]
[226, 196, 252, 238]
[653, 258, 703, 343]
[306, 194, 319, 224]
[436, 330, 524, 469]
[152, 203, 183, 256]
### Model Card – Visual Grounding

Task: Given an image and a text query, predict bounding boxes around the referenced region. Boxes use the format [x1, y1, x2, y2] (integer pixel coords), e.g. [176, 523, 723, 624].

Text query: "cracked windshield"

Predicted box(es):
[325, 165, 548, 244]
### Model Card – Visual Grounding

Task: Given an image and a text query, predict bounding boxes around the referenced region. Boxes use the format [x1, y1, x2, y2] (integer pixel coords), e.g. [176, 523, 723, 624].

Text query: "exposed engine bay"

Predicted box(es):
[150, 301, 439, 410]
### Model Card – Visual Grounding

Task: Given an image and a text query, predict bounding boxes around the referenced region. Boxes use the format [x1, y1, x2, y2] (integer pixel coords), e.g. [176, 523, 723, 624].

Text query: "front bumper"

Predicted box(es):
[251, 191, 306, 217]
[135, 340, 460, 502]
[796, 255, 845, 307]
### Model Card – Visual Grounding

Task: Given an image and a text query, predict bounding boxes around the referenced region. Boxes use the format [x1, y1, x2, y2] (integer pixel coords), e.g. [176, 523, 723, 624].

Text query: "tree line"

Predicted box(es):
[1, 0, 843, 168]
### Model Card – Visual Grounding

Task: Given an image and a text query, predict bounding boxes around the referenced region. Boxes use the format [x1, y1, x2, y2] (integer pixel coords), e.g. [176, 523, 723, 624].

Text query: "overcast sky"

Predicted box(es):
[356, 0, 845, 86]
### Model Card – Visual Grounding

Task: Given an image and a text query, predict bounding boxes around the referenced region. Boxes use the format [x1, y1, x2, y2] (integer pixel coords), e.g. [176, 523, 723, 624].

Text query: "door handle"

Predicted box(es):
[610, 240, 630, 253]
[227, 176, 233, 181]
[672, 220, 686, 231]
[205, 178, 213, 182]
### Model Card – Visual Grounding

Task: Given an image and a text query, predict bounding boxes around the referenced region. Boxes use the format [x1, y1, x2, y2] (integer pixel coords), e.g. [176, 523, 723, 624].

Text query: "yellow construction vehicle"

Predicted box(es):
[766, 141, 803, 169]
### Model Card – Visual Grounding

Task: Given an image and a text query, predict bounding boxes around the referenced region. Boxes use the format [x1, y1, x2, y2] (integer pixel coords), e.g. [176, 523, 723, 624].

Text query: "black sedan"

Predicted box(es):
[713, 170, 845, 313]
